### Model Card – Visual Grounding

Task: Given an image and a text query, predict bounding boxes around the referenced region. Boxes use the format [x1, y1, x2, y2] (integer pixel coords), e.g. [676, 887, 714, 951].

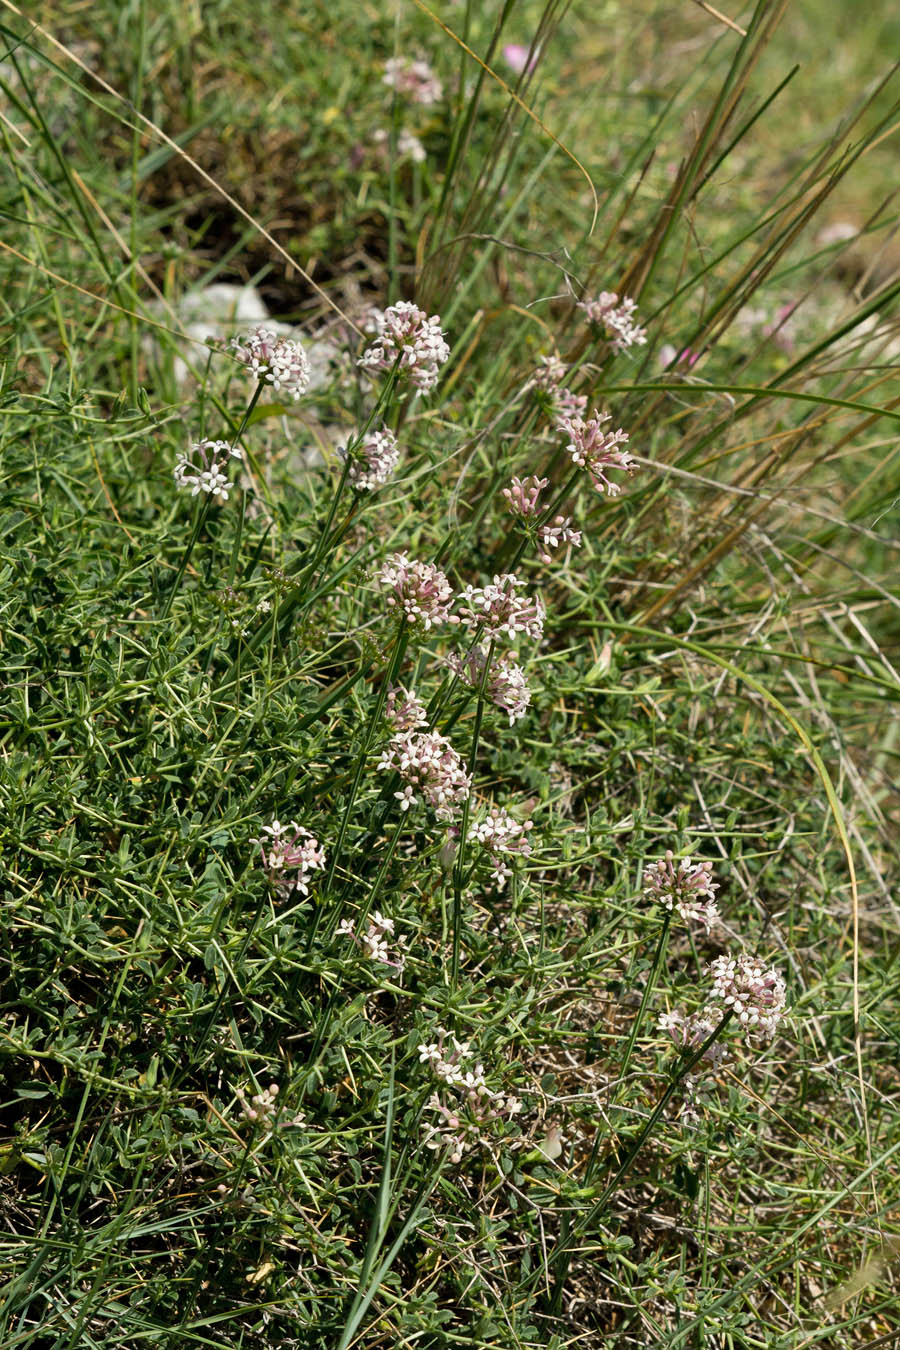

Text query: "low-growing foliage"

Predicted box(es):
[1, 1, 898, 1346]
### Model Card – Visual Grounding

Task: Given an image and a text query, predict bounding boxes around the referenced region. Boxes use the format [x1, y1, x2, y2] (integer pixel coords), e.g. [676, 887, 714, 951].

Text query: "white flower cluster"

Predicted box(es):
[372, 127, 427, 162]
[446, 646, 531, 725]
[237, 1082, 280, 1125]
[538, 516, 582, 564]
[578, 290, 647, 352]
[359, 301, 450, 393]
[658, 1009, 727, 1069]
[345, 427, 400, 492]
[657, 1009, 729, 1117]
[457, 573, 545, 644]
[254, 819, 326, 899]
[379, 725, 472, 821]
[534, 354, 568, 390]
[418, 1029, 522, 1163]
[384, 685, 429, 733]
[383, 56, 443, 106]
[560, 409, 636, 497]
[470, 806, 534, 889]
[230, 327, 311, 400]
[375, 552, 456, 629]
[643, 850, 720, 932]
[502, 474, 548, 518]
[337, 910, 406, 972]
[709, 954, 788, 1039]
[173, 438, 242, 502]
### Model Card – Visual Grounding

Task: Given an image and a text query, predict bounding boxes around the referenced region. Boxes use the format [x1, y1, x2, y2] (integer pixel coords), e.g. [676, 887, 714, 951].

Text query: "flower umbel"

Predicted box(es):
[337, 911, 407, 972]
[560, 409, 636, 496]
[359, 301, 450, 393]
[173, 439, 242, 502]
[708, 954, 788, 1038]
[254, 820, 326, 899]
[644, 850, 720, 931]
[419, 1029, 522, 1162]
[383, 56, 443, 105]
[446, 646, 531, 725]
[384, 685, 429, 733]
[376, 553, 456, 629]
[538, 516, 582, 564]
[502, 475, 548, 518]
[230, 327, 311, 400]
[470, 806, 534, 889]
[457, 573, 545, 644]
[379, 728, 471, 821]
[578, 291, 647, 352]
[345, 427, 400, 492]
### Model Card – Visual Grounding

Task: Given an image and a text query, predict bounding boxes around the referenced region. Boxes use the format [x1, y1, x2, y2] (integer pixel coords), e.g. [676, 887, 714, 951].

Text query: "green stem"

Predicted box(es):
[450, 639, 494, 985]
[548, 1010, 735, 1311]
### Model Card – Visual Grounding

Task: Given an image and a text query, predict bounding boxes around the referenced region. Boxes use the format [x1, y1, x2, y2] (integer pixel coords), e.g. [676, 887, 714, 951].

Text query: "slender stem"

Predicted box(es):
[159, 496, 210, 621]
[583, 911, 673, 1186]
[547, 1010, 735, 1310]
[450, 639, 494, 985]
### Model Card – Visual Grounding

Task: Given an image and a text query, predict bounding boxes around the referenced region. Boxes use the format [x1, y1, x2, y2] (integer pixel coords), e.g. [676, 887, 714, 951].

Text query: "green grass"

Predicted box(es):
[1, 1, 899, 1345]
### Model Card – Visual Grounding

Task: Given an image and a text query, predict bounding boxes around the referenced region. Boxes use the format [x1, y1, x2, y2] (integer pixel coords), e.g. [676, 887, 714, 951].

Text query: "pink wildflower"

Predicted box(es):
[502, 475, 548, 518]
[376, 553, 456, 629]
[552, 387, 589, 426]
[643, 851, 720, 931]
[359, 301, 450, 393]
[658, 1009, 728, 1069]
[708, 954, 788, 1039]
[457, 573, 544, 644]
[538, 516, 582, 564]
[383, 57, 443, 106]
[534, 354, 568, 390]
[470, 807, 534, 889]
[337, 911, 406, 972]
[446, 646, 531, 724]
[254, 820, 326, 899]
[560, 409, 635, 496]
[578, 291, 647, 352]
[379, 729, 471, 820]
[384, 685, 428, 733]
[174, 438, 242, 503]
[345, 427, 400, 491]
[230, 327, 311, 400]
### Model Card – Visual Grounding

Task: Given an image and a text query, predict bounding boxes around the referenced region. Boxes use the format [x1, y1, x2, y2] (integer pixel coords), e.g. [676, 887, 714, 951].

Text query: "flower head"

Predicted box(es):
[379, 728, 471, 821]
[643, 851, 720, 931]
[254, 820, 326, 898]
[534, 354, 568, 390]
[376, 553, 456, 629]
[457, 573, 544, 644]
[658, 1009, 728, 1069]
[174, 438, 242, 502]
[230, 327, 311, 400]
[538, 516, 582, 564]
[470, 806, 534, 889]
[446, 646, 531, 724]
[559, 409, 636, 496]
[338, 911, 406, 972]
[384, 685, 429, 733]
[344, 427, 401, 492]
[383, 56, 443, 106]
[708, 954, 787, 1039]
[502, 475, 548, 518]
[359, 301, 450, 393]
[578, 291, 647, 352]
